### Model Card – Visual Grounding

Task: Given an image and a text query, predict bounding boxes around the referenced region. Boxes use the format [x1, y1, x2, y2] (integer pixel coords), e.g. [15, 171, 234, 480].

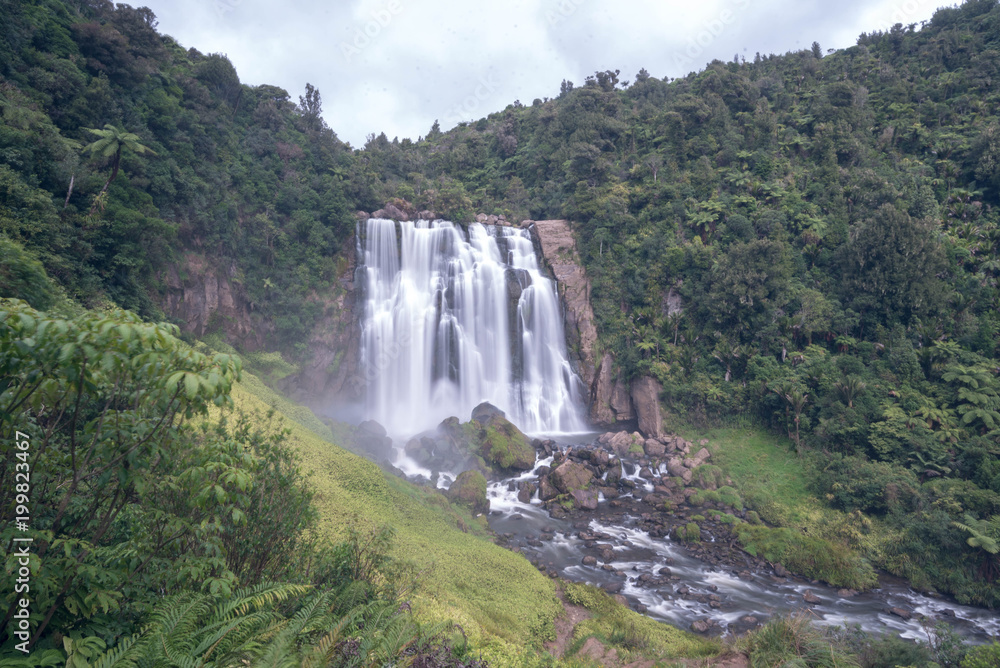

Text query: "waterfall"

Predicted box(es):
[358, 218, 586, 437]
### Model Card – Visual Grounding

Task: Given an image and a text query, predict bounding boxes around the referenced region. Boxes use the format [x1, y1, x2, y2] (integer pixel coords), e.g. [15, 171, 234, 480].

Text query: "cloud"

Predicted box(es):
[143, 0, 942, 147]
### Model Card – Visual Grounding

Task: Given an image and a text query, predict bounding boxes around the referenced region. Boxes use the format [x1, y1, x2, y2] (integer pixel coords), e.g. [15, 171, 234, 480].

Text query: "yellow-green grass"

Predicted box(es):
[223, 375, 561, 664]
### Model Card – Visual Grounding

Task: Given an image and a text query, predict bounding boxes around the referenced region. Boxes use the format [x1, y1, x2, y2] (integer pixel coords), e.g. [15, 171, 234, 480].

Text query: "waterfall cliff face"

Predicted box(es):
[358, 218, 586, 437]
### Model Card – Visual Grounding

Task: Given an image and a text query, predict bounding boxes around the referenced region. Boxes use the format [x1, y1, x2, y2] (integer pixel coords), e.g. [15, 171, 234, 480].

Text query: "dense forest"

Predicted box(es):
[4, 0, 1000, 664]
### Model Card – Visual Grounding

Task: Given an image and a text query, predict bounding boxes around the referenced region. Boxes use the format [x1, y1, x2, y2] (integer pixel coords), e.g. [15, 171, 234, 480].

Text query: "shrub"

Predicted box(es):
[962, 642, 1000, 668]
[735, 525, 877, 589]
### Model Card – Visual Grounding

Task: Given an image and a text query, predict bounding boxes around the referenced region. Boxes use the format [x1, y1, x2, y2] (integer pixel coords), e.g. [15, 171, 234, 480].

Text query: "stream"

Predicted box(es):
[400, 437, 1000, 645]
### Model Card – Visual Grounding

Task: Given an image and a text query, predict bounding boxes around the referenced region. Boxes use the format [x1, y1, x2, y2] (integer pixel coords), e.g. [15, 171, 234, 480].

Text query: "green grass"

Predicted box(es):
[214, 372, 727, 665]
[676, 424, 878, 589]
[220, 375, 561, 665]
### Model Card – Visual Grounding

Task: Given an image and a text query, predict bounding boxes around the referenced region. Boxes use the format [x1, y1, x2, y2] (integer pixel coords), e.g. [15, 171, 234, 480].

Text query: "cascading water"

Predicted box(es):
[358, 218, 586, 437]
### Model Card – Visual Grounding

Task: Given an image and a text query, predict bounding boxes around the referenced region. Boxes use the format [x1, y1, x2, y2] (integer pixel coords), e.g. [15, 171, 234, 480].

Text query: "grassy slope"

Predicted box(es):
[224, 374, 561, 664]
[677, 424, 879, 589]
[219, 369, 720, 664]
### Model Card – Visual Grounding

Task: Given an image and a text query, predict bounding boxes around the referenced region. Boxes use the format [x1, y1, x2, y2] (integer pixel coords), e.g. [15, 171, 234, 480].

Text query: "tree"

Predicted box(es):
[298, 82, 324, 130]
[81, 124, 155, 212]
[840, 204, 946, 330]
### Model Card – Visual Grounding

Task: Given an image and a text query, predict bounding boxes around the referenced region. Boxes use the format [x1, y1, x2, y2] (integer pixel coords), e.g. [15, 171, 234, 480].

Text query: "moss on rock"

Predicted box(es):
[449, 470, 489, 515]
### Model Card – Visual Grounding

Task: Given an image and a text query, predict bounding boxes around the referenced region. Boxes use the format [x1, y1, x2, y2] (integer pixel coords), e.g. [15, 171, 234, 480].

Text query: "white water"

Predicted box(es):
[358, 218, 586, 438]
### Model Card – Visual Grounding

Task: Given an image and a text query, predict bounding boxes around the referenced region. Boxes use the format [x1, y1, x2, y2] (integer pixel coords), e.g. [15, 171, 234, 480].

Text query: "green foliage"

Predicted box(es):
[676, 522, 701, 542]
[740, 615, 861, 668]
[735, 524, 878, 589]
[0, 237, 61, 310]
[961, 642, 1000, 668]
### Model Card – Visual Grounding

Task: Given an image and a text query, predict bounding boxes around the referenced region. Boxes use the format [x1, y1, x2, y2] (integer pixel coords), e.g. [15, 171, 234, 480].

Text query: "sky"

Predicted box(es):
[139, 0, 944, 147]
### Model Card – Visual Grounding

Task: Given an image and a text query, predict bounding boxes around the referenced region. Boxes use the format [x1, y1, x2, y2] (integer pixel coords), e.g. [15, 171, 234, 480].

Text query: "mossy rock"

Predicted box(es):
[474, 416, 535, 471]
[448, 470, 489, 515]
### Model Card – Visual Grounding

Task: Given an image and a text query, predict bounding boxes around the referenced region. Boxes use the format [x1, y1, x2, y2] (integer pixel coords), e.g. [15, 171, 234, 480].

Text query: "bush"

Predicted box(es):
[735, 525, 877, 589]
[962, 642, 1000, 668]
[739, 615, 860, 667]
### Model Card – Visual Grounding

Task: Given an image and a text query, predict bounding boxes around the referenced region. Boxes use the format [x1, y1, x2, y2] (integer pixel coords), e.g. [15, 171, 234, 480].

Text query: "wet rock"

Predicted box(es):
[570, 488, 599, 510]
[603, 582, 623, 594]
[538, 477, 559, 501]
[644, 438, 666, 457]
[471, 401, 506, 423]
[837, 589, 857, 598]
[517, 481, 536, 504]
[448, 470, 489, 515]
[582, 555, 598, 566]
[606, 463, 623, 486]
[552, 460, 594, 493]
[773, 563, 788, 577]
[889, 607, 913, 620]
[658, 566, 672, 576]
[691, 619, 712, 633]
[472, 407, 536, 471]
[803, 590, 821, 604]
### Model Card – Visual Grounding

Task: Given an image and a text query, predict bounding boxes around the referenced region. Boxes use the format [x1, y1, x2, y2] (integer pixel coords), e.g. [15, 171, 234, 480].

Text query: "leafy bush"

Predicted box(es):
[735, 525, 877, 590]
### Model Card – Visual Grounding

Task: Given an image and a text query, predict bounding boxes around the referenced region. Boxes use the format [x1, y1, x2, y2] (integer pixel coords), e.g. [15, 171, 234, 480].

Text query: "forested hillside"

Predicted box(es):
[4, 0, 1000, 658]
[0, 0, 373, 348]
[351, 0, 1000, 608]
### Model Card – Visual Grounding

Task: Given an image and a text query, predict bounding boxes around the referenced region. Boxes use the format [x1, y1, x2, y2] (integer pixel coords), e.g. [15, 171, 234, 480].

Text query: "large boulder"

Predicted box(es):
[551, 460, 594, 493]
[631, 376, 664, 439]
[570, 489, 599, 510]
[472, 408, 535, 471]
[471, 401, 505, 423]
[448, 470, 489, 515]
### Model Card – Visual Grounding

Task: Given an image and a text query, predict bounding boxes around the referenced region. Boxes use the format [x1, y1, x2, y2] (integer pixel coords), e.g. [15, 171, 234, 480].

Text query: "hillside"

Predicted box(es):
[3, 0, 1000, 663]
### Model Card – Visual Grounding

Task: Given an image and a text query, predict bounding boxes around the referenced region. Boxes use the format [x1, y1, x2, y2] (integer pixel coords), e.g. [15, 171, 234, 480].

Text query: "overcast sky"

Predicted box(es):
[139, 0, 944, 147]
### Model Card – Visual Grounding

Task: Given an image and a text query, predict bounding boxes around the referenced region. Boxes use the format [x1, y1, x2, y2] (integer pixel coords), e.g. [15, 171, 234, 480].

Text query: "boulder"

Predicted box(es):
[538, 477, 560, 501]
[517, 482, 536, 504]
[690, 447, 712, 467]
[470, 406, 535, 471]
[471, 401, 505, 423]
[570, 489, 599, 510]
[644, 439, 666, 457]
[691, 619, 711, 633]
[889, 607, 912, 620]
[582, 555, 598, 566]
[667, 458, 688, 478]
[608, 431, 636, 456]
[631, 376, 664, 439]
[803, 590, 821, 604]
[552, 461, 594, 493]
[448, 470, 489, 515]
[605, 462, 622, 486]
[353, 420, 393, 461]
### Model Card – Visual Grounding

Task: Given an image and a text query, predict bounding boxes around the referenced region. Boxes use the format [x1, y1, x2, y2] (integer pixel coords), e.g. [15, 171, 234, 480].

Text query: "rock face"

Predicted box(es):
[448, 470, 489, 514]
[531, 220, 598, 391]
[590, 353, 636, 426]
[631, 376, 664, 439]
[162, 253, 263, 349]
